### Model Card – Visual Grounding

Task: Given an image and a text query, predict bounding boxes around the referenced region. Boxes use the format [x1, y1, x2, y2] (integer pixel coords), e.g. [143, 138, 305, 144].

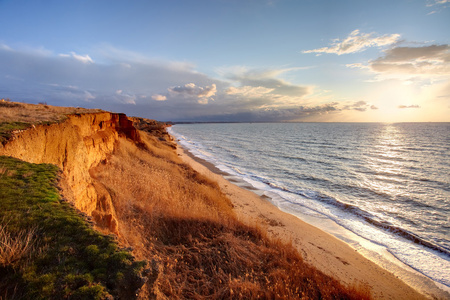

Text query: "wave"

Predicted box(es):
[290, 192, 449, 256]
[235, 167, 450, 257]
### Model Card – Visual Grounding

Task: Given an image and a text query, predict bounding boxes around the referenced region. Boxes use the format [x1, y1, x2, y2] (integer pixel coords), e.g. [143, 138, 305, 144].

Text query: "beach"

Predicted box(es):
[176, 144, 448, 300]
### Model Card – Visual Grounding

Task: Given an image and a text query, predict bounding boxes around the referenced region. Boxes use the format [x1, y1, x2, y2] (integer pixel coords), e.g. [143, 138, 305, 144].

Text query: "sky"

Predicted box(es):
[0, 0, 449, 122]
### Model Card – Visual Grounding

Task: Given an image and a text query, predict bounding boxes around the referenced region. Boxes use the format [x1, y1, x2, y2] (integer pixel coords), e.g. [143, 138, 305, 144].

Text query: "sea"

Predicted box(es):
[168, 122, 450, 291]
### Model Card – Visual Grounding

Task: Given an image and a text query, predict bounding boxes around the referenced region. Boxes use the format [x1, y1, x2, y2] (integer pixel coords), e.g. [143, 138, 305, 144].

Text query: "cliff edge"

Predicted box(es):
[0, 111, 140, 234]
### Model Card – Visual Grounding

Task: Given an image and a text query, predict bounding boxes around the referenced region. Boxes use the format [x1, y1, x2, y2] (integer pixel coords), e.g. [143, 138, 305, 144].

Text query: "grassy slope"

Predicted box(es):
[0, 156, 146, 299]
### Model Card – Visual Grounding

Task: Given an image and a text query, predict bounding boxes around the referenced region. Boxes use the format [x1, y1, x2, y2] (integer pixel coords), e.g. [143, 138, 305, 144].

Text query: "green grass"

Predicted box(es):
[0, 122, 32, 144]
[0, 156, 146, 299]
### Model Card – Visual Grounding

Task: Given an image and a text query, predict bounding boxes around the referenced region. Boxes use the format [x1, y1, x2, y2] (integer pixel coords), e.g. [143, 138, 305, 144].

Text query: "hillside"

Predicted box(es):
[0, 101, 371, 299]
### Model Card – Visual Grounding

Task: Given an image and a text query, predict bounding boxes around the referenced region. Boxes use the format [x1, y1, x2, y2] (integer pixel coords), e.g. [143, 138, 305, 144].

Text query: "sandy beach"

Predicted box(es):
[176, 145, 449, 300]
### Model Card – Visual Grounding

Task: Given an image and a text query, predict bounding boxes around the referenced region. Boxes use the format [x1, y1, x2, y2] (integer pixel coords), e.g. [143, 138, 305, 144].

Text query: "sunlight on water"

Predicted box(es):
[365, 124, 407, 198]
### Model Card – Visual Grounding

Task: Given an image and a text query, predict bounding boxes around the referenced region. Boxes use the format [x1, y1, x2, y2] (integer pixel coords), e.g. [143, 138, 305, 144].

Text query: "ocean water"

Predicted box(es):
[168, 123, 450, 289]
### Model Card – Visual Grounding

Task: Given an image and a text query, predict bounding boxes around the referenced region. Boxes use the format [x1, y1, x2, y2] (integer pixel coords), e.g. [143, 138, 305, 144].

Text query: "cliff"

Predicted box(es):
[0, 112, 140, 234]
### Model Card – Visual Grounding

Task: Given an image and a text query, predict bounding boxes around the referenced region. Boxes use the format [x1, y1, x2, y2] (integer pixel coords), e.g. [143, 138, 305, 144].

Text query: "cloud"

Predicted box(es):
[84, 91, 95, 102]
[59, 52, 94, 64]
[0, 43, 381, 122]
[152, 94, 167, 101]
[226, 86, 274, 97]
[0, 44, 218, 110]
[349, 44, 450, 81]
[303, 30, 400, 55]
[346, 63, 370, 70]
[371, 45, 450, 74]
[96, 44, 196, 72]
[426, 0, 449, 14]
[398, 104, 421, 109]
[115, 89, 136, 105]
[184, 102, 342, 123]
[0, 44, 12, 51]
[222, 67, 312, 97]
[427, 0, 449, 6]
[342, 100, 377, 112]
[168, 83, 216, 104]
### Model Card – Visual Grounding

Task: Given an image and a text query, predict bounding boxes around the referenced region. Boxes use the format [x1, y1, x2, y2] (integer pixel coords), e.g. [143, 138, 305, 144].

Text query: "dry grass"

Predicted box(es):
[0, 101, 104, 124]
[0, 219, 35, 267]
[92, 131, 372, 299]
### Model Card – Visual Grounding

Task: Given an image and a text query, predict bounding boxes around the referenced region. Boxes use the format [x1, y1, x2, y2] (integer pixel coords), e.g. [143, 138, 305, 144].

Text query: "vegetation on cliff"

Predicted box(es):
[0, 100, 104, 124]
[0, 156, 146, 299]
[0, 100, 104, 145]
[0, 122, 31, 144]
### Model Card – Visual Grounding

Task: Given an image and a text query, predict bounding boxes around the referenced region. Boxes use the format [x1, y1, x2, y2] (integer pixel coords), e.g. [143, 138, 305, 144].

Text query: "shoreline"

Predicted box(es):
[175, 143, 449, 299]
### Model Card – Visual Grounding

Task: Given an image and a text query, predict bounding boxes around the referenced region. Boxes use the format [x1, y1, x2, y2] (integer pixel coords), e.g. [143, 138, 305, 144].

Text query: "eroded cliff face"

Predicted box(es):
[0, 112, 140, 234]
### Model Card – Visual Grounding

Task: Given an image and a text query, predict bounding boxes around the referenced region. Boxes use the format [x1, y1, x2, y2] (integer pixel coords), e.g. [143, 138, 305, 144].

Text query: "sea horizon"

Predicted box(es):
[171, 121, 450, 124]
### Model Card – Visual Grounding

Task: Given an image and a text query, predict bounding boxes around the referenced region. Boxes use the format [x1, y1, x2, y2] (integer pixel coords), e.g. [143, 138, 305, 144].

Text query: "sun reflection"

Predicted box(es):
[363, 124, 408, 198]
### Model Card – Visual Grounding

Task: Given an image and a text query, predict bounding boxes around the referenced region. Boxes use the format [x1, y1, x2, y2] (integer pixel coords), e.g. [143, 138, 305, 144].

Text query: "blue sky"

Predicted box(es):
[1, 0, 449, 122]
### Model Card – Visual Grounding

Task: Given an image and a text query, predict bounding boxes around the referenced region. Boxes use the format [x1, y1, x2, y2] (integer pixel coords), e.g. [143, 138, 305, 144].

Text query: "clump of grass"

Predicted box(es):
[93, 132, 372, 299]
[0, 221, 36, 267]
[0, 156, 146, 299]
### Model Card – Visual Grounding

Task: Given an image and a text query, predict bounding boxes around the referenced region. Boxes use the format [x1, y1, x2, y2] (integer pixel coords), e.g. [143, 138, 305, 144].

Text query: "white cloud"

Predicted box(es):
[303, 30, 400, 55]
[349, 44, 450, 81]
[198, 84, 217, 98]
[427, 0, 449, 6]
[115, 89, 136, 105]
[346, 63, 370, 70]
[0, 43, 13, 51]
[84, 91, 95, 102]
[60, 51, 94, 64]
[152, 94, 167, 101]
[223, 67, 312, 97]
[168, 83, 216, 104]
[226, 86, 274, 97]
